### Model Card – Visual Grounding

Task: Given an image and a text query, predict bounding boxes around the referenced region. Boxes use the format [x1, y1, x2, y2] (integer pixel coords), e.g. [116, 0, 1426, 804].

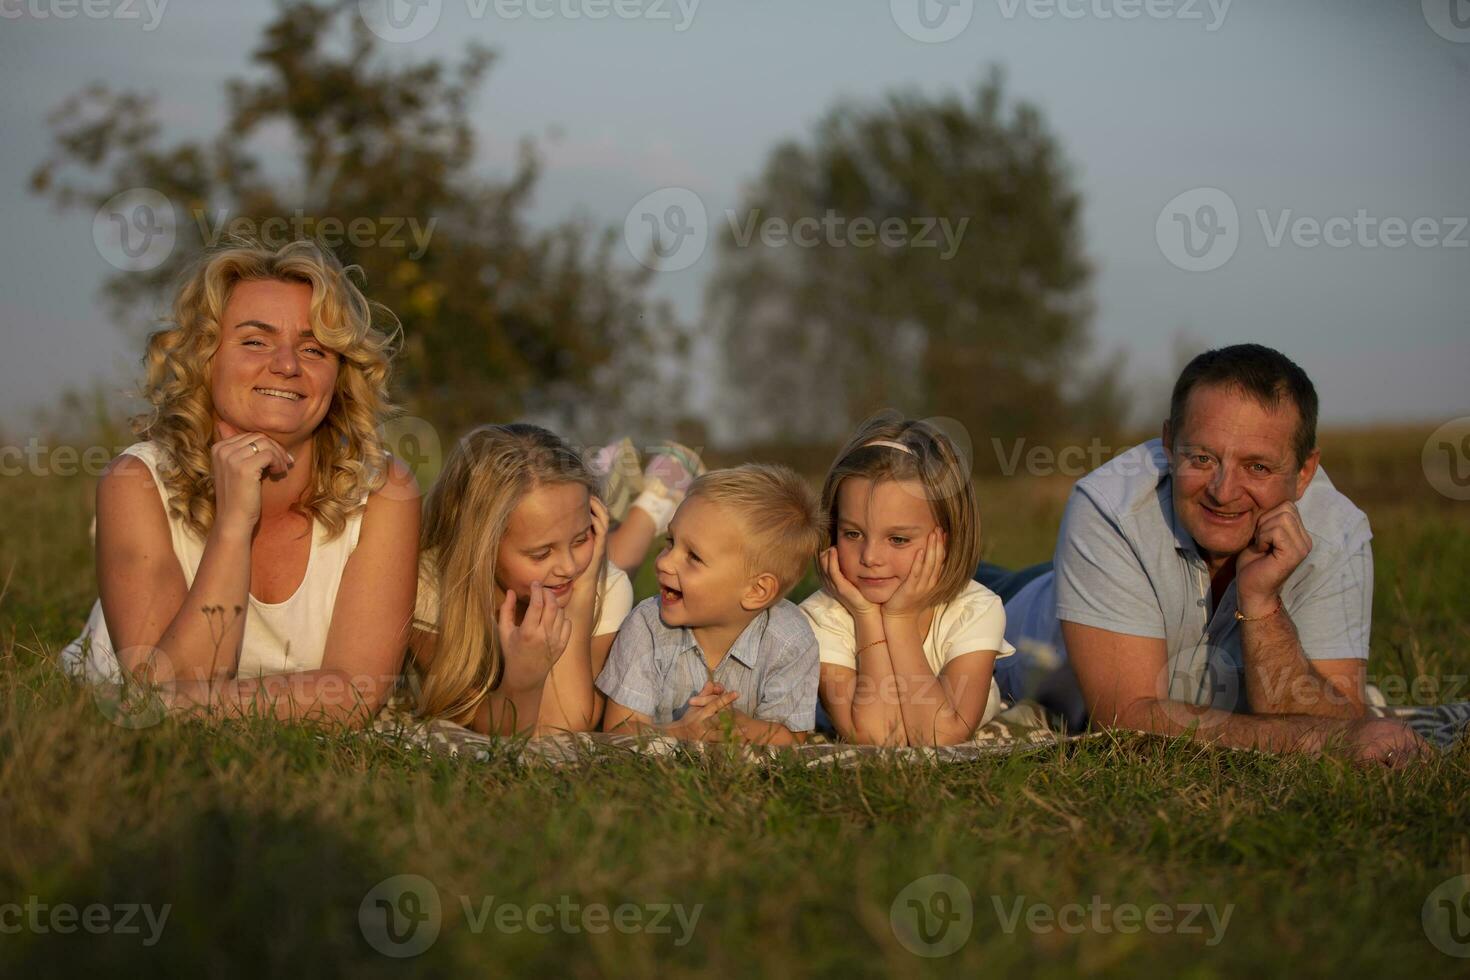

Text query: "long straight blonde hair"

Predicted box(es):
[413, 423, 604, 722]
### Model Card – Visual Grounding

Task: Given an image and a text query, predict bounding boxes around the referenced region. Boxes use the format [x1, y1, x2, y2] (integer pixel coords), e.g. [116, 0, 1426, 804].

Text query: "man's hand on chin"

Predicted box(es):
[1235, 500, 1313, 618]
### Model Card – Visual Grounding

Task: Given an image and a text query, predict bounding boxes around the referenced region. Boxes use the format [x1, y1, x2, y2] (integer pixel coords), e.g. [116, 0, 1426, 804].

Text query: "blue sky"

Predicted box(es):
[2, 0, 1467, 439]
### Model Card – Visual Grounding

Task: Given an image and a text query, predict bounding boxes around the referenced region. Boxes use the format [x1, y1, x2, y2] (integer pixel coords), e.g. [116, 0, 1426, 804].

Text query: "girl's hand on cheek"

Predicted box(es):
[820, 547, 878, 619]
[882, 528, 944, 621]
[588, 496, 609, 563]
[570, 496, 610, 615]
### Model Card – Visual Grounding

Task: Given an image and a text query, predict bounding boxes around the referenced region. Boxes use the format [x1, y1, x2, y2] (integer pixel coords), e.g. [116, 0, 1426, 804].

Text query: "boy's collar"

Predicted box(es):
[660, 607, 771, 669]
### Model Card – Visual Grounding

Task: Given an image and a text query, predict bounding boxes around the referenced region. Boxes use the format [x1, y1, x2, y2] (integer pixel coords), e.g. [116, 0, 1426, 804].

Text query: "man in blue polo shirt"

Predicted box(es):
[991, 344, 1428, 765]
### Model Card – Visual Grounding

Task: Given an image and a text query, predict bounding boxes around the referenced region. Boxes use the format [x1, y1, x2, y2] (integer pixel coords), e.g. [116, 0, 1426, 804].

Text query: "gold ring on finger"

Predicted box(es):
[250, 441, 260, 454]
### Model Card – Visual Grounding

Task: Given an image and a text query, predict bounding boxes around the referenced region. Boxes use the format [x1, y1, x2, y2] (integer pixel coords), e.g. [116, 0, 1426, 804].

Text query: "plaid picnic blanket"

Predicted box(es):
[366, 700, 1470, 767]
[1373, 701, 1470, 750]
[368, 699, 1082, 767]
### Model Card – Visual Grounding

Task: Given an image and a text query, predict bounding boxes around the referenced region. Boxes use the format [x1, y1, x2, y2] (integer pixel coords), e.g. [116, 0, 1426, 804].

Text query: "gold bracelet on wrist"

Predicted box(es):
[856, 638, 888, 657]
[1235, 595, 1283, 623]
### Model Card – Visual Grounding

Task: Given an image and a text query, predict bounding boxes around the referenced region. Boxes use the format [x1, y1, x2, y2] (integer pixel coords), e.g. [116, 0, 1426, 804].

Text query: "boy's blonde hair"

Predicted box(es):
[685, 463, 825, 598]
[414, 423, 604, 722]
[820, 411, 982, 607]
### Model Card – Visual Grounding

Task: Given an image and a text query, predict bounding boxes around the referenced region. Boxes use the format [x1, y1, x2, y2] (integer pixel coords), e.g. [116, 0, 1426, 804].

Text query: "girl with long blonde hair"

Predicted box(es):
[410, 423, 633, 735]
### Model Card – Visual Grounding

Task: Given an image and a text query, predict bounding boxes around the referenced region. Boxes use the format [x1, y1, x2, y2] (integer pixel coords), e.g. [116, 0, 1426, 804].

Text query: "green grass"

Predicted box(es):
[1, 428, 1468, 976]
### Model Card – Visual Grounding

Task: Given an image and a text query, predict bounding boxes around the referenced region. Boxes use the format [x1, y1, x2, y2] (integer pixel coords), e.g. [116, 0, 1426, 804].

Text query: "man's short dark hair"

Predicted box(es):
[1168, 344, 1319, 467]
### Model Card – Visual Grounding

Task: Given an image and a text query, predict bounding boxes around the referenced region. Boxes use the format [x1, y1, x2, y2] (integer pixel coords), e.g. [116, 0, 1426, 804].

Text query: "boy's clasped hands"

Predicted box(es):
[668, 681, 742, 741]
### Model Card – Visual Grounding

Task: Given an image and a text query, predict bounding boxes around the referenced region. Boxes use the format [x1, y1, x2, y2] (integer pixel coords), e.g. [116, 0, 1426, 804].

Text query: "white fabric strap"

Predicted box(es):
[631, 488, 679, 535]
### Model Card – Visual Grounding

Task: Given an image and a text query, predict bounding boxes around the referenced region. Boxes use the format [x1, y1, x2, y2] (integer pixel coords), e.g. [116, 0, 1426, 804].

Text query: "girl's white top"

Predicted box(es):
[61, 441, 367, 682]
[800, 580, 1016, 726]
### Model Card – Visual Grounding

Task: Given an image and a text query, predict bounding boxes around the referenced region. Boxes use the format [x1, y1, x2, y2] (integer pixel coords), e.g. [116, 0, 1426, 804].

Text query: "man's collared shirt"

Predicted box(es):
[1000, 439, 1373, 711]
[596, 597, 820, 731]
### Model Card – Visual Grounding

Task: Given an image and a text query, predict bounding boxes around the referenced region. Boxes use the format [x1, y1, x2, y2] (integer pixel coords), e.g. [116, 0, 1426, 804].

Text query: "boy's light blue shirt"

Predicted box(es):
[1001, 439, 1373, 712]
[596, 597, 820, 732]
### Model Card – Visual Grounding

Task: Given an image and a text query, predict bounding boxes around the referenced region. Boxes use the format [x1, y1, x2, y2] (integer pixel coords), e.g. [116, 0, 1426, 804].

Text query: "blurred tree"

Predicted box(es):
[707, 69, 1126, 457]
[29, 0, 684, 439]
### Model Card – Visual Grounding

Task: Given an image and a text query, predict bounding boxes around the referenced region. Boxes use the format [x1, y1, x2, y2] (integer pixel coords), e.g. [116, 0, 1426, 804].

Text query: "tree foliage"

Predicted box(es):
[30, 0, 682, 438]
[709, 70, 1125, 453]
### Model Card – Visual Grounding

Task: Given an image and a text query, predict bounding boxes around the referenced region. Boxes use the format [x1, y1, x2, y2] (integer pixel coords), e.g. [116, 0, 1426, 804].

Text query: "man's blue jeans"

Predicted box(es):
[974, 560, 1089, 733]
[972, 561, 1053, 604]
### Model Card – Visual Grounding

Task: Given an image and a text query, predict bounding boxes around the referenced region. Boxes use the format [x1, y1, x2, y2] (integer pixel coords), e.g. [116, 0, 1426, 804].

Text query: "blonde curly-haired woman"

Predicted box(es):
[62, 239, 419, 726]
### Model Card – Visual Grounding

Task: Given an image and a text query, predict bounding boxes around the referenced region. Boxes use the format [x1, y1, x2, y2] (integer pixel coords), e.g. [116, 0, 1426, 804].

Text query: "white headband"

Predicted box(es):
[862, 439, 915, 456]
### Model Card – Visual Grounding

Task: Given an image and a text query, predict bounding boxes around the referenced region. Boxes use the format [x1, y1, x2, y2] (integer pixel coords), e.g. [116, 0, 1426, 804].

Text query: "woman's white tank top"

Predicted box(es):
[61, 441, 366, 682]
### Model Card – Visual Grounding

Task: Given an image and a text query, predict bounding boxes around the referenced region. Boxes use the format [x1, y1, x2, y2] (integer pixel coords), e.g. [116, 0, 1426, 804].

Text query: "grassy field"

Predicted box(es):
[1, 426, 1467, 976]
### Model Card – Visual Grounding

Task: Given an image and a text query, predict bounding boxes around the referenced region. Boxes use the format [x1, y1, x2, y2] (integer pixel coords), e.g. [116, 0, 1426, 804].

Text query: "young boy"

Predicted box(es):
[597, 463, 826, 745]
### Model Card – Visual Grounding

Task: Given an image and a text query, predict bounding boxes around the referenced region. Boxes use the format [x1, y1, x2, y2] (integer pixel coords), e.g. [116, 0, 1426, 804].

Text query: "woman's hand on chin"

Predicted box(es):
[211, 418, 293, 534]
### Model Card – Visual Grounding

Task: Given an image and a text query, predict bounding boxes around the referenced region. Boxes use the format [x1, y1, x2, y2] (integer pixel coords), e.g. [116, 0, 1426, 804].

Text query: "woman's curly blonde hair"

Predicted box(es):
[132, 237, 401, 540]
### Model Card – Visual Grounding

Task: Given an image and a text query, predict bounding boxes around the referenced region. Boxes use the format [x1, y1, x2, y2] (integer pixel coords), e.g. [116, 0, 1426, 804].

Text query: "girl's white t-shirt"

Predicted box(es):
[413, 559, 633, 638]
[61, 441, 367, 683]
[799, 579, 1016, 726]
